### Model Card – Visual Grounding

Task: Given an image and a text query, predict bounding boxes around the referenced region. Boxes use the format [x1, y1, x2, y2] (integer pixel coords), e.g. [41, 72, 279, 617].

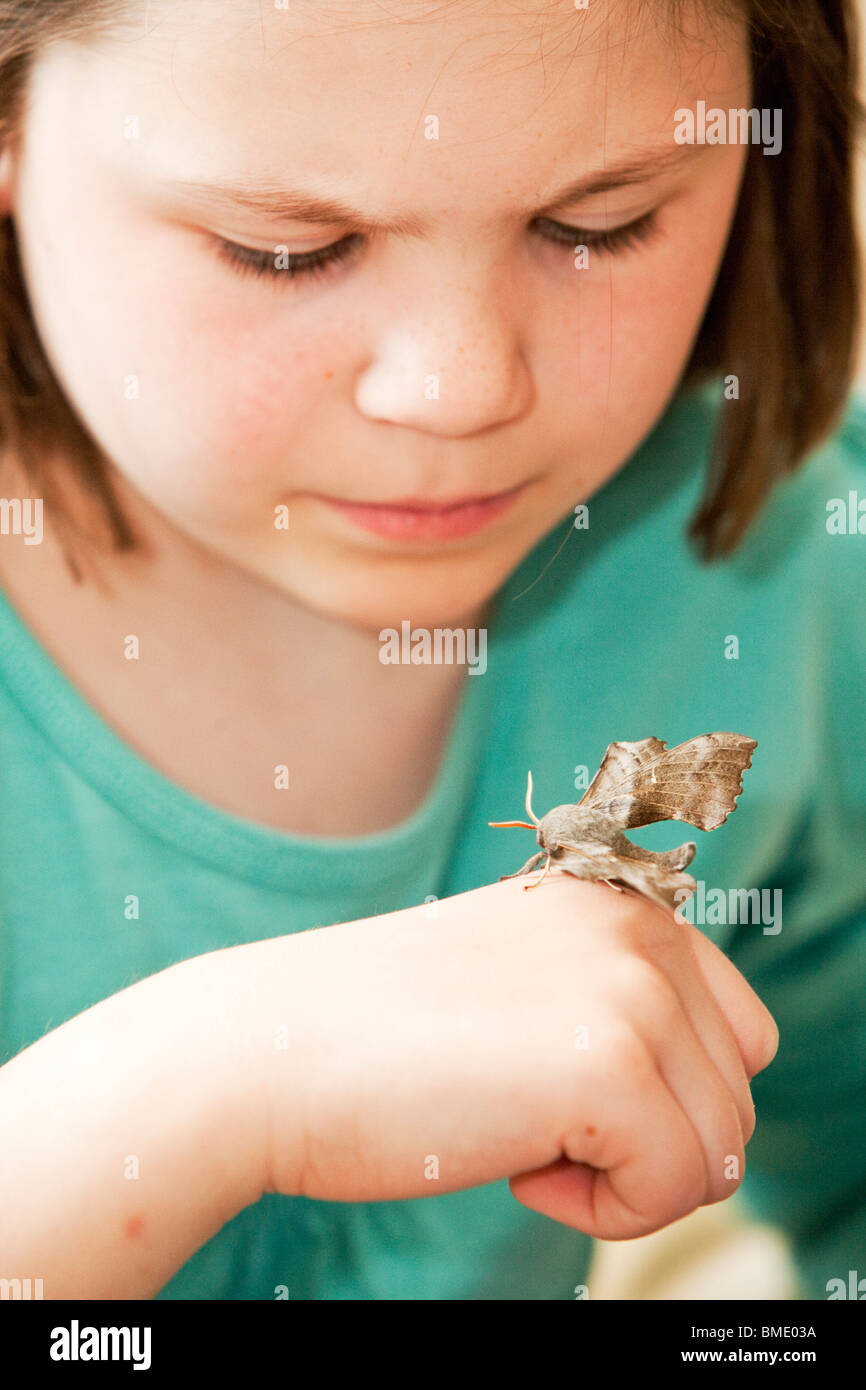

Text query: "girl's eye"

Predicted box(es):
[211, 232, 364, 283]
[532, 209, 659, 256]
[210, 208, 659, 286]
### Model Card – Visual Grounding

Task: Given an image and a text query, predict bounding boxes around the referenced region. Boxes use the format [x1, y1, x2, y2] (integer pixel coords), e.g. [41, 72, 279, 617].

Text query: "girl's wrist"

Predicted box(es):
[162, 944, 274, 1212]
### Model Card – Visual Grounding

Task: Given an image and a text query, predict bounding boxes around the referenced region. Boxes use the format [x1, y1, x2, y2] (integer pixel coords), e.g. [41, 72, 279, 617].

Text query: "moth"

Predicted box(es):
[489, 732, 757, 913]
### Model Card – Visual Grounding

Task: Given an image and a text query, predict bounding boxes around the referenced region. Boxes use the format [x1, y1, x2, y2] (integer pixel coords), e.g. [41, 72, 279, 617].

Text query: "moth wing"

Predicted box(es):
[576, 732, 757, 832]
[604, 859, 697, 915]
[551, 839, 624, 878]
[577, 737, 668, 813]
[557, 837, 696, 914]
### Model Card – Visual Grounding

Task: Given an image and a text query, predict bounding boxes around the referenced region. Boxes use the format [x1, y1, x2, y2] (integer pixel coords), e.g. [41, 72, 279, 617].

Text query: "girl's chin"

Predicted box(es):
[269, 563, 502, 635]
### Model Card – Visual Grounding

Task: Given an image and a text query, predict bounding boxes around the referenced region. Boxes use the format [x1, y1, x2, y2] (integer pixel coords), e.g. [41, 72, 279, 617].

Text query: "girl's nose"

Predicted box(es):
[354, 271, 534, 436]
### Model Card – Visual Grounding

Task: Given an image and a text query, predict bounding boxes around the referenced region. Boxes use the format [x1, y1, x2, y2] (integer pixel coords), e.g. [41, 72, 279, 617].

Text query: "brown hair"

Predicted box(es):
[0, 0, 863, 578]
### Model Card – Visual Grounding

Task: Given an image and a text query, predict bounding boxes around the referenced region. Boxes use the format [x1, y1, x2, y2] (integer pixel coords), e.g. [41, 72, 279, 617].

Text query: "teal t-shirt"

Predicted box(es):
[1, 379, 864, 1300]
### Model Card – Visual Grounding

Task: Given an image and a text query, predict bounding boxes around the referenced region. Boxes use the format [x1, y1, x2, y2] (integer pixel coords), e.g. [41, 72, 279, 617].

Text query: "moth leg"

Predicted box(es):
[499, 851, 545, 882]
[523, 855, 552, 891]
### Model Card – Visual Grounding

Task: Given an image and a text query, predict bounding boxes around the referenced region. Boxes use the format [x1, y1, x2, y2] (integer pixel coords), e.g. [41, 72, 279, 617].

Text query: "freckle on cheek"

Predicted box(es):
[585, 1126, 596, 1137]
[124, 1215, 146, 1240]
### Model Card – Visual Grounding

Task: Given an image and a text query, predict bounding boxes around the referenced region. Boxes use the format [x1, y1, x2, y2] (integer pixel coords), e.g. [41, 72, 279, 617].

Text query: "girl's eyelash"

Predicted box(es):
[532, 209, 659, 256]
[211, 232, 364, 283]
[211, 209, 659, 286]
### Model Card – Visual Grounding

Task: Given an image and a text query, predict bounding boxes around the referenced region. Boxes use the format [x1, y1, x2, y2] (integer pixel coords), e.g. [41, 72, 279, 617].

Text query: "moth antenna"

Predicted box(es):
[525, 770, 540, 825]
[489, 770, 540, 830]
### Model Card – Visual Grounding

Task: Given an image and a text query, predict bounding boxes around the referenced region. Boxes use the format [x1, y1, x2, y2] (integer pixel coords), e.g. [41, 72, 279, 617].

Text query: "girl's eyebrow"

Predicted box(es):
[158, 141, 704, 233]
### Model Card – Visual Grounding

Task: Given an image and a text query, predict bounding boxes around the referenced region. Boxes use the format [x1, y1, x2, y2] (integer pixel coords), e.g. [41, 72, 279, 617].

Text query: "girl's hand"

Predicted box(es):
[247, 875, 778, 1240]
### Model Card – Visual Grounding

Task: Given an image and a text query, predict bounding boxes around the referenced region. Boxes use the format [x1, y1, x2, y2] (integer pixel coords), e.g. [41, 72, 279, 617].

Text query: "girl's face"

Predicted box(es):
[2, 0, 749, 628]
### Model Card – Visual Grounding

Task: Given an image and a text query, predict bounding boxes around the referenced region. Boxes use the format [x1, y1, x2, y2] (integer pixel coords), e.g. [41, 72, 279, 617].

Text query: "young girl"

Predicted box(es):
[0, 0, 862, 1301]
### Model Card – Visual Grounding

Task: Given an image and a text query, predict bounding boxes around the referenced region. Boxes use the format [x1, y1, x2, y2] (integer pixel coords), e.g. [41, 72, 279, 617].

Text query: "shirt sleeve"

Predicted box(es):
[726, 398, 866, 1300]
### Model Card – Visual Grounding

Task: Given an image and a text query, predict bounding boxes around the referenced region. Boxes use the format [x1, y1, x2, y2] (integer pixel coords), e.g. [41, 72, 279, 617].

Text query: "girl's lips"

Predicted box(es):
[311, 482, 527, 541]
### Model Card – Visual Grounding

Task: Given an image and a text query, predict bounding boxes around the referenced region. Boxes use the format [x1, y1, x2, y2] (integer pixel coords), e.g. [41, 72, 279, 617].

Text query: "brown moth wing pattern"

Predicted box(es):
[576, 733, 758, 831]
[553, 838, 698, 914]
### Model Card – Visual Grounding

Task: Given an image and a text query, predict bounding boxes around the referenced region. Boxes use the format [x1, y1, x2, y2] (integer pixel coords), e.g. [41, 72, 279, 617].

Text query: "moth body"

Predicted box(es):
[536, 805, 622, 854]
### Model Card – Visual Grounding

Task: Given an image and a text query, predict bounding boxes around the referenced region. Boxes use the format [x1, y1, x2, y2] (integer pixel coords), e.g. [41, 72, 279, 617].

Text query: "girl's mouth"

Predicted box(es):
[309, 481, 527, 541]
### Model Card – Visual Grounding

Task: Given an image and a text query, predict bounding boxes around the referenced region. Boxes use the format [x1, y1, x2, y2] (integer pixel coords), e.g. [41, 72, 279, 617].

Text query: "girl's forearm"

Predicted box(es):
[0, 946, 269, 1299]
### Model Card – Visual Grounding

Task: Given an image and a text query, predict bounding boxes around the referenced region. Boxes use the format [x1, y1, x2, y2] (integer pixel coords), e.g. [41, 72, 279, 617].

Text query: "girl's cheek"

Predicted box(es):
[208, 329, 334, 455]
[99, 296, 319, 497]
[542, 271, 685, 407]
